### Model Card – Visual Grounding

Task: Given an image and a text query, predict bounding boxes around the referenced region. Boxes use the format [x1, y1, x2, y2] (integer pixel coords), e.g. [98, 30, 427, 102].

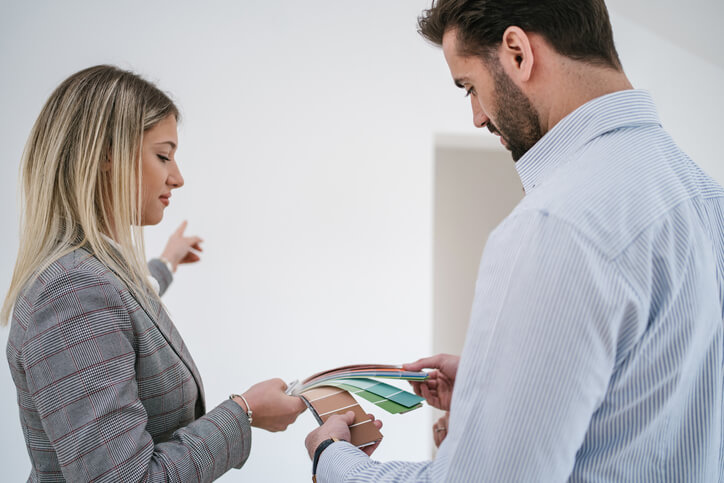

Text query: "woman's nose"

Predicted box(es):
[169, 162, 184, 189]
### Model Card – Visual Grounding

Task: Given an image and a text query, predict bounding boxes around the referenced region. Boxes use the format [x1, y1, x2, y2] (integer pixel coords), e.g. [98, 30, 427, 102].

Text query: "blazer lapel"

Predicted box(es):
[81, 246, 207, 414]
[143, 294, 207, 414]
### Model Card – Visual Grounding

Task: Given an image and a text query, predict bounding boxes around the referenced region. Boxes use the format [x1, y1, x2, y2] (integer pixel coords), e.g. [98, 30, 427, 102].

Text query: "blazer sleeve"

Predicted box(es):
[148, 258, 173, 296]
[20, 267, 251, 482]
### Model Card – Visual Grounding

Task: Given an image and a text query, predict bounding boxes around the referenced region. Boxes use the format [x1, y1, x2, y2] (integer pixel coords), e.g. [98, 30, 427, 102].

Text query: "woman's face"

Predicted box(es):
[140, 114, 183, 225]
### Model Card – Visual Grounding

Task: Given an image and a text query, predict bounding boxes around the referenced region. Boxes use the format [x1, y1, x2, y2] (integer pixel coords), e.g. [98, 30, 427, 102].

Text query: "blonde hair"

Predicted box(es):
[1, 65, 179, 325]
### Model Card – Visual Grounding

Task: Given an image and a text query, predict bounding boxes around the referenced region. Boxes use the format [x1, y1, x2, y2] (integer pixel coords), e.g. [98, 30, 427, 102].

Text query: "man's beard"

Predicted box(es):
[487, 61, 543, 162]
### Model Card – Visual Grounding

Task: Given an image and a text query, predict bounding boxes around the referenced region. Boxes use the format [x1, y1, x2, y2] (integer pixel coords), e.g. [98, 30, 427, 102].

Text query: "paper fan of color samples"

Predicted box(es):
[288, 364, 428, 414]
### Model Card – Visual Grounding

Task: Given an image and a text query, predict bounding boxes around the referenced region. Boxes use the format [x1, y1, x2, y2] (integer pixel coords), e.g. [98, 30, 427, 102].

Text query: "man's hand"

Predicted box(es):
[433, 411, 450, 447]
[160, 220, 203, 272]
[404, 354, 460, 411]
[305, 411, 383, 459]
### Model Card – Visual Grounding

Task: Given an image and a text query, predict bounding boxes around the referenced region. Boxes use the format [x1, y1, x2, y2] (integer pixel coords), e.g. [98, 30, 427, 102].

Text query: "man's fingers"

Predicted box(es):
[360, 417, 382, 456]
[403, 354, 447, 372]
[327, 410, 356, 426]
[341, 410, 356, 424]
[366, 412, 382, 429]
[420, 383, 436, 404]
[362, 439, 382, 456]
[411, 378, 439, 400]
[425, 377, 440, 390]
[409, 381, 423, 397]
[433, 415, 448, 447]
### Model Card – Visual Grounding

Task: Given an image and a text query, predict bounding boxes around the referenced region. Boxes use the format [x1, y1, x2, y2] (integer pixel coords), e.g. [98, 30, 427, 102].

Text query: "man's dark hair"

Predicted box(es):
[418, 0, 622, 69]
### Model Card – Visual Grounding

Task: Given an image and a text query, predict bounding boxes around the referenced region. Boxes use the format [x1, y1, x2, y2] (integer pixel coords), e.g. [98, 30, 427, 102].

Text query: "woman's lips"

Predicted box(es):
[159, 195, 170, 206]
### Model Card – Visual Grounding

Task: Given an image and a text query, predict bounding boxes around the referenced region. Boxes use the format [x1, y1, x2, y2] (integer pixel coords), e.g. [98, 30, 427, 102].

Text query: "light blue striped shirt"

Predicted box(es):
[318, 90, 724, 482]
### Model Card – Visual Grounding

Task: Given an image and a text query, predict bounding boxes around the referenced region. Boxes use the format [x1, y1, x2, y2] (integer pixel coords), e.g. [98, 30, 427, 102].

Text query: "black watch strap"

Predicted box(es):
[312, 437, 339, 481]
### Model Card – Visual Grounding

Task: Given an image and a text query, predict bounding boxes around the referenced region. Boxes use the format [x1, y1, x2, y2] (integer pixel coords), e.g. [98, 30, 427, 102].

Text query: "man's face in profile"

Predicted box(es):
[442, 29, 542, 161]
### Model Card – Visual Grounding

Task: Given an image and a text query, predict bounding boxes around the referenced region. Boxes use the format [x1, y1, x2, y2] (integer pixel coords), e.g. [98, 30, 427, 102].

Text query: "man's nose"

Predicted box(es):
[471, 96, 489, 128]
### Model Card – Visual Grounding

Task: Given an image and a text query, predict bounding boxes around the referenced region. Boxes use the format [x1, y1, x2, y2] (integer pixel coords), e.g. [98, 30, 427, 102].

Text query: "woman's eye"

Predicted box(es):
[157, 154, 170, 162]
[464, 87, 475, 98]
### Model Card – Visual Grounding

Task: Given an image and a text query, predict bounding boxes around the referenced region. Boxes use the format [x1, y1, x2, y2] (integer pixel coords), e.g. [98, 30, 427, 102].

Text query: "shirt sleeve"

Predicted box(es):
[21, 267, 251, 482]
[317, 209, 640, 482]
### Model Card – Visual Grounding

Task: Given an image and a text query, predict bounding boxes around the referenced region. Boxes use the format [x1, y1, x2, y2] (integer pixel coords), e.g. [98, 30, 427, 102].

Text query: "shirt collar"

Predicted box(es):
[101, 233, 120, 250]
[515, 89, 661, 193]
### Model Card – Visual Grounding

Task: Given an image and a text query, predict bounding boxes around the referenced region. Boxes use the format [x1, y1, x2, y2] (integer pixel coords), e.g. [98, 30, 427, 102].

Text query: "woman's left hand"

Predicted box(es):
[161, 220, 203, 272]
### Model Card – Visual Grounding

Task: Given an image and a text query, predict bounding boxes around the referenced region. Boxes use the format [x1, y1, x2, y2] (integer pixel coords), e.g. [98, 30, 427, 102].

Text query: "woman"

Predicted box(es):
[1, 65, 305, 481]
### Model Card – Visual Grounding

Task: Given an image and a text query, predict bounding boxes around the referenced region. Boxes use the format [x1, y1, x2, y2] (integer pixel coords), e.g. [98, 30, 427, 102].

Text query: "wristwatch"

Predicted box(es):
[312, 437, 340, 482]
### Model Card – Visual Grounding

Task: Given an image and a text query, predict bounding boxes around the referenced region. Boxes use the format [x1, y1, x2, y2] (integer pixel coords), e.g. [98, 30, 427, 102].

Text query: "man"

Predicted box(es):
[305, 0, 724, 481]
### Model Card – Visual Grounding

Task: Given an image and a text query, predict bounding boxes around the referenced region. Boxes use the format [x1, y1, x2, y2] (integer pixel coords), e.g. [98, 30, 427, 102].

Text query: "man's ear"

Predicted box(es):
[499, 26, 534, 83]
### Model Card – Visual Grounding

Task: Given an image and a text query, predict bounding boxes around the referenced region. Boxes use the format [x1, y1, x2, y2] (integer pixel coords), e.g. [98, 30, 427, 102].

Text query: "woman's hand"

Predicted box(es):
[160, 220, 203, 272]
[236, 378, 306, 432]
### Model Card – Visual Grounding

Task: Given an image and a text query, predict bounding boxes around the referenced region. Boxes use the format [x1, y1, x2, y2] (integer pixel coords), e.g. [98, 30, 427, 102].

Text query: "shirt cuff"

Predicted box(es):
[147, 258, 173, 296]
[316, 441, 372, 482]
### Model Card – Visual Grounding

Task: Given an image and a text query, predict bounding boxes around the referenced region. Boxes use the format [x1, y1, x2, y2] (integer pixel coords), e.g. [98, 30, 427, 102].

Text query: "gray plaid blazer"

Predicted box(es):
[7, 248, 251, 481]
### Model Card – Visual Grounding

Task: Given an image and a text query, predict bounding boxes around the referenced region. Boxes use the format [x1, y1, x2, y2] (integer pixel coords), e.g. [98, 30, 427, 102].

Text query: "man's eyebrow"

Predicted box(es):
[154, 141, 177, 149]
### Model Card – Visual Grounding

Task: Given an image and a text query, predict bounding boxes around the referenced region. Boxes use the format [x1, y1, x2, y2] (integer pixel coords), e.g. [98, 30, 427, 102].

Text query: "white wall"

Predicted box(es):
[606, 0, 724, 70]
[1, 1, 722, 481]
[609, 9, 724, 183]
[433, 143, 521, 357]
